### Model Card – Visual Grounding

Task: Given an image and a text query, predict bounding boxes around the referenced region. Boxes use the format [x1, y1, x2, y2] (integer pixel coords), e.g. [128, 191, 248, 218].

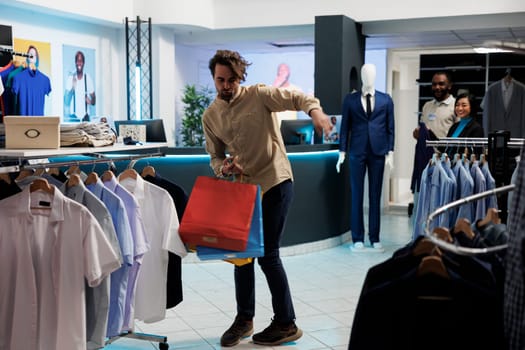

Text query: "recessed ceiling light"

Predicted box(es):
[268, 41, 314, 48]
[480, 40, 525, 55]
[473, 47, 513, 53]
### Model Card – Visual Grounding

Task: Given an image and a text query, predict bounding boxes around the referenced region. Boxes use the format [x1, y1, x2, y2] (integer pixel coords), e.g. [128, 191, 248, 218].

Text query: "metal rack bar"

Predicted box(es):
[106, 331, 169, 349]
[21, 152, 163, 171]
[424, 184, 514, 256]
[426, 137, 525, 148]
[0, 47, 32, 58]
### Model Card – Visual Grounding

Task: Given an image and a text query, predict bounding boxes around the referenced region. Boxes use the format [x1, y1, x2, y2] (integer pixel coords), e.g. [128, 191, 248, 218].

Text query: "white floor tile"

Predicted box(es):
[106, 213, 411, 349]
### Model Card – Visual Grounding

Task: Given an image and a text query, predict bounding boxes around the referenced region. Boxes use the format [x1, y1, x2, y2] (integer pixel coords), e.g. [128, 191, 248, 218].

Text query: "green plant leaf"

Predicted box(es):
[180, 84, 214, 147]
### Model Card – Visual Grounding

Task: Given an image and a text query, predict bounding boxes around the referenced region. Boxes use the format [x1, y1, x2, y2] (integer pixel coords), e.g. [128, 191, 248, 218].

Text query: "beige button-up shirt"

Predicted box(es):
[420, 94, 457, 138]
[203, 84, 322, 192]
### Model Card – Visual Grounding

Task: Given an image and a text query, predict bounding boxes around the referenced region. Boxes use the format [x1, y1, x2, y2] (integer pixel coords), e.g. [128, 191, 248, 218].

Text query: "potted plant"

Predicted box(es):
[180, 84, 214, 147]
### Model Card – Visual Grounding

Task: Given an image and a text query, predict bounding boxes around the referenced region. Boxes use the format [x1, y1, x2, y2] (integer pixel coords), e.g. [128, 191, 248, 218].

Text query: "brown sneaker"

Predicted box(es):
[252, 319, 303, 346]
[220, 315, 254, 347]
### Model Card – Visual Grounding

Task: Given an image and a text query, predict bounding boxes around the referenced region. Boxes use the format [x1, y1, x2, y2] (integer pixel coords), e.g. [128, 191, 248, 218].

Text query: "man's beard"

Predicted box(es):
[220, 90, 233, 102]
[433, 88, 450, 101]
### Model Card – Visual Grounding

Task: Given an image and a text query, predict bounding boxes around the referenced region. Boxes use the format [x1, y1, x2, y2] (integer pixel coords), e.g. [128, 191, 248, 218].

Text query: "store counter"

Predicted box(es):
[127, 145, 351, 247]
[48, 144, 351, 247]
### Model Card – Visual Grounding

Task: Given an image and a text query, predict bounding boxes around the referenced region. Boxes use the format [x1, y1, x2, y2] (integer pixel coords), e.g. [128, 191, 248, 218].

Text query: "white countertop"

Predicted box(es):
[0, 142, 168, 158]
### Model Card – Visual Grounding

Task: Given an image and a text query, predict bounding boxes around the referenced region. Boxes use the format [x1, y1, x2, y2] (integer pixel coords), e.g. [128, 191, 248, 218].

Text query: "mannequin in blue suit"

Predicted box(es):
[337, 63, 395, 252]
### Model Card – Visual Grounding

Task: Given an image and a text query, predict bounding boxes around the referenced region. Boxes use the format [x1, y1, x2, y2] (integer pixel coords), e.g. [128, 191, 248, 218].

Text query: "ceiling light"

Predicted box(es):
[473, 47, 512, 54]
[480, 40, 525, 55]
[268, 41, 314, 48]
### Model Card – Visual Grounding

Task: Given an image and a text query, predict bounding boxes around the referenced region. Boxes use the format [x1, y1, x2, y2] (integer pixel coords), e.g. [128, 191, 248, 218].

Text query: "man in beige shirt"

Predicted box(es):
[413, 71, 456, 139]
[202, 49, 331, 347]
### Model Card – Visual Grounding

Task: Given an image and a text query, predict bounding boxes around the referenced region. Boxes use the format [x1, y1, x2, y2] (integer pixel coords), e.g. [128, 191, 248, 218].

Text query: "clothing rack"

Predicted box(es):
[0, 152, 163, 174]
[427, 133, 523, 223]
[424, 184, 514, 256]
[0, 142, 168, 174]
[426, 137, 525, 149]
[21, 151, 164, 172]
[0, 144, 171, 350]
[0, 47, 32, 58]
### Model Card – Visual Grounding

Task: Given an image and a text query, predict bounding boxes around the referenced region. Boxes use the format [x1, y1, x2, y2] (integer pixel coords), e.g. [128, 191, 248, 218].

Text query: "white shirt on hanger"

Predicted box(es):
[0, 186, 121, 350]
[119, 174, 187, 323]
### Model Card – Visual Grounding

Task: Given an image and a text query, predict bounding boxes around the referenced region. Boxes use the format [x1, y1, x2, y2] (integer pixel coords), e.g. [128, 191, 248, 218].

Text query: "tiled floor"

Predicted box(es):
[105, 213, 413, 350]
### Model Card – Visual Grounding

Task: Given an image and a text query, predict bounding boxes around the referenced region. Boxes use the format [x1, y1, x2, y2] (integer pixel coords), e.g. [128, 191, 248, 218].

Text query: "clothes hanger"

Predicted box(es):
[453, 218, 475, 240]
[432, 227, 453, 243]
[141, 165, 156, 178]
[119, 168, 138, 181]
[84, 171, 99, 185]
[67, 173, 82, 188]
[412, 237, 442, 257]
[479, 153, 486, 166]
[504, 68, 513, 83]
[46, 167, 60, 176]
[66, 164, 81, 176]
[477, 207, 501, 227]
[29, 178, 54, 194]
[34, 168, 45, 176]
[101, 170, 115, 182]
[461, 152, 469, 167]
[15, 169, 34, 181]
[0, 173, 12, 184]
[429, 152, 439, 166]
[417, 255, 450, 279]
[453, 153, 461, 165]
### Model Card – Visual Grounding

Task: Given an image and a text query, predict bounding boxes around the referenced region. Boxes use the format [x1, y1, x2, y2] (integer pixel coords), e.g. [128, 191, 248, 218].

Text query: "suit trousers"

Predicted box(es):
[349, 146, 386, 244]
[234, 179, 296, 323]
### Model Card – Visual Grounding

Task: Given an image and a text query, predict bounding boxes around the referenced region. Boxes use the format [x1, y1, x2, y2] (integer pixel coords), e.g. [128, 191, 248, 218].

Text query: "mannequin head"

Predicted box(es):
[361, 63, 376, 90]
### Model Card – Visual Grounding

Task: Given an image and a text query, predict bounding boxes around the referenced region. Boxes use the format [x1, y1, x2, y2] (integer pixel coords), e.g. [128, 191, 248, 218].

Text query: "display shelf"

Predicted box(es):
[0, 142, 168, 158]
[417, 52, 525, 125]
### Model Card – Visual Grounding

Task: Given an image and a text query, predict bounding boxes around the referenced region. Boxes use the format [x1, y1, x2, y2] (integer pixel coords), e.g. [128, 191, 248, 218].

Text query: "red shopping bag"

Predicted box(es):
[179, 176, 258, 251]
[197, 185, 264, 260]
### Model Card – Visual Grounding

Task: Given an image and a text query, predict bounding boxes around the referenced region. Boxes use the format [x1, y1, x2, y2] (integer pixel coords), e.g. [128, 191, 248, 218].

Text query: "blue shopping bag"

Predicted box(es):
[197, 186, 263, 260]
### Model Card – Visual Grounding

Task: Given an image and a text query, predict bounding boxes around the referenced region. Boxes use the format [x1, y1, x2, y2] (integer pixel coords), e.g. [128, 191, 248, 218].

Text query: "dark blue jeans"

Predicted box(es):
[234, 179, 296, 324]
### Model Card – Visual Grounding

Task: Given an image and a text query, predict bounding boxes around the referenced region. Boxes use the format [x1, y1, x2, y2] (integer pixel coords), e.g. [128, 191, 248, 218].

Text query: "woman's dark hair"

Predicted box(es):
[208, 50, 251, 82]
[455, 92, 478, 118]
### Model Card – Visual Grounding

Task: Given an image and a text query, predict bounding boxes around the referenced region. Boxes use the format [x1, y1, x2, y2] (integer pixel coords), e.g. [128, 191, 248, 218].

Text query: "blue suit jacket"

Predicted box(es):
[339, 90, 395, 156]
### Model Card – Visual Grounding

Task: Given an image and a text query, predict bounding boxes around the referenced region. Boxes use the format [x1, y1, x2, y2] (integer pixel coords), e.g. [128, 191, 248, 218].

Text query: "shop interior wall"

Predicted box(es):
[0, 6, 127, 124]
[151, 26, 178, 146]
[4, 3, 513, 208]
